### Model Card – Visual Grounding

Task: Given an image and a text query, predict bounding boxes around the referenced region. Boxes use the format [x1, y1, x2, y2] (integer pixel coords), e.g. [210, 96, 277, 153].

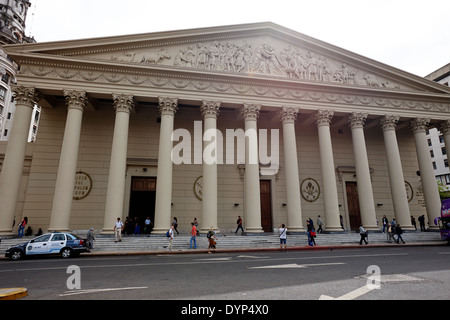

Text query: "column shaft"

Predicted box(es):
[349, 113, 378, 230]
[381, 115, 413, 230]
[102, 94, 134, 234]
[48, 90, 87, 232]
[411, 118, 441, 230]
[242, 104, 263, 233]
[316, 110, 342, 231]
[201, 101, 220, 232]
[153, 97, 178, 234]
[0, 86, 36, 235]
[281, 107, 303, 232]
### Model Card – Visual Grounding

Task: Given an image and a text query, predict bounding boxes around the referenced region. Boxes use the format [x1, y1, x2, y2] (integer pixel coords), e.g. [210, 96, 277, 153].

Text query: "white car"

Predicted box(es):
[5, 232, 90, 260]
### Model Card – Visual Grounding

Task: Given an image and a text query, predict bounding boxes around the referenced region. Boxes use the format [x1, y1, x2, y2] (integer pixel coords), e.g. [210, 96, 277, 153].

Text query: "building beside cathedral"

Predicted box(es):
[1, 22, 450, 236]
[0, 0, 39, 143]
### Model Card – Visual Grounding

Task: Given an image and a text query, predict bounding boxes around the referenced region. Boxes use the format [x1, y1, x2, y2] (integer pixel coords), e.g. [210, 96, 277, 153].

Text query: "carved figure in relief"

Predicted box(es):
[364, 74, 380, 87]
[139, 47, 171, 64]
[196, 43, 208, 69]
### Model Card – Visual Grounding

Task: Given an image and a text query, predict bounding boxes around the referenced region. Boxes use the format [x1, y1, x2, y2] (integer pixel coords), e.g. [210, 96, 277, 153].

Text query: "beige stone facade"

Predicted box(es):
[1, 22, 450, 235]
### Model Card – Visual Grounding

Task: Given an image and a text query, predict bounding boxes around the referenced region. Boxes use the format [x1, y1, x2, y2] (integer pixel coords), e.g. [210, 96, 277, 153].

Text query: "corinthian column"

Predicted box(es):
[0, 86, 37, 235]
[241, 104, 263, 233]
[381, 115, 413, 230]
[153, 97, 178, 234]
[102, 94, 135, 234]
[49, 90, 88, 232]
[200, 100, 221, 232]
[316, 109, 342, 231]
[349, 113, 378, 230]
[280, 107, 303, 232]
[411, 118, 441, 230]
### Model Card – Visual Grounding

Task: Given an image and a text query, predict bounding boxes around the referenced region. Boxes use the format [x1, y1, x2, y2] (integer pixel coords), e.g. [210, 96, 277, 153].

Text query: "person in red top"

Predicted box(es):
[189, 222, 197, 249]
[18, 217, 28, 238]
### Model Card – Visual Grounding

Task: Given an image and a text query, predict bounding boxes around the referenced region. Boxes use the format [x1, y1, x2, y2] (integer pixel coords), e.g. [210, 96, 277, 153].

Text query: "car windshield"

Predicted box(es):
[33, 234, 51, 243]
[66, 234, 81, 240]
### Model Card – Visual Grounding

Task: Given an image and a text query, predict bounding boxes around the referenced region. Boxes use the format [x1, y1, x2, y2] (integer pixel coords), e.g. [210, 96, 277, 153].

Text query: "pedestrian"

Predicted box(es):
[172, 217, 179, 235]
[189, 222, 197, 249]
[18, 217, 28, 238]
[207, 227, 217, 253]
[86, 228, 95, 249]
[382, 215, 388, 233]
[418, 215, 426, 231]
[235, 216, 244, 234]
[193, 217, 199, 236]
[387, 223, 395, 243]
[316, 215, 323, 233]
[306, 220, 316, 246]
[359, 225, 368, 245]
[125, 217, 133, 235]
[114, 217, 123, 242]
[134, 217, 141, 235]
[144, 217, 151, 234]
[279, 224, 288, 251]
[25, 226, 33, 236]
[395, 224, 405, 244]
[166, 225, 174, 251]
[411, 216, 417, 230]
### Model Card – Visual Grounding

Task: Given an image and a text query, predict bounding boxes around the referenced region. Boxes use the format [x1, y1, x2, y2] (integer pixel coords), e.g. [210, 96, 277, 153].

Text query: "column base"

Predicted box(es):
[325, 225, 345, 232]
[100, 228, 114, 235]
[0, 229, 14, 237]
[151, 228, 170, 235]
[47, 228, 70, 233]
[364, 225, 380, 232]
[287, 227, 305, 233]
[243, 227, 264, 234]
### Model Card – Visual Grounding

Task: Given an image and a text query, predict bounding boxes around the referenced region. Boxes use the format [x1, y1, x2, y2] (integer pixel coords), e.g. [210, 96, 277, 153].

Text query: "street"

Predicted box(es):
[1, 246, 449, 302]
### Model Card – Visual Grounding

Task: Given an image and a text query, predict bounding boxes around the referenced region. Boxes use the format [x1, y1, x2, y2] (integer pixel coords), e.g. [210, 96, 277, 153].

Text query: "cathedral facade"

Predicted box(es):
[1, 22, 450, 235]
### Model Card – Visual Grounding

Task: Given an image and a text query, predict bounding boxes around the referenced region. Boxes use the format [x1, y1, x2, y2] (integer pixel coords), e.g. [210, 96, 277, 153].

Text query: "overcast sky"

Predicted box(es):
[24, 0, 449, 77]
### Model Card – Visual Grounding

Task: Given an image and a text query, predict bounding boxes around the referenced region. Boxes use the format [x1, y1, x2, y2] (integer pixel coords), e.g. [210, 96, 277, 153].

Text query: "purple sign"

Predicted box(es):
[442, 199, 450, 218]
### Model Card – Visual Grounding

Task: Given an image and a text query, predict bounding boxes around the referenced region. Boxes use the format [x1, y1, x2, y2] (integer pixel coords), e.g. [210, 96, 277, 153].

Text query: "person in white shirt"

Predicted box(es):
[279, 224, 287, 251]
[167, 225, 175, 251]
[114, 218, 123, 243]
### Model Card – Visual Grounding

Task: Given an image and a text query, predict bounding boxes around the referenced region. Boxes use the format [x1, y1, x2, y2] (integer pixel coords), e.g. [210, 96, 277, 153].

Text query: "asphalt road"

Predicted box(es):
[1, 246, 449, 303]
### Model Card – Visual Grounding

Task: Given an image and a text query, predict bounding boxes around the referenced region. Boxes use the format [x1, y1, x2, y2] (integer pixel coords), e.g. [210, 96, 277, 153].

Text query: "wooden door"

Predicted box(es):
[346, 182, 361, 231]
[260, 180, 273, 232]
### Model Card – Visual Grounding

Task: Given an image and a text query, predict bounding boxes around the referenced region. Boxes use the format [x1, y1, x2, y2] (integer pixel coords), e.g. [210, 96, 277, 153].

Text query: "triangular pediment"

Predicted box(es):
[5, 22, 450, 113]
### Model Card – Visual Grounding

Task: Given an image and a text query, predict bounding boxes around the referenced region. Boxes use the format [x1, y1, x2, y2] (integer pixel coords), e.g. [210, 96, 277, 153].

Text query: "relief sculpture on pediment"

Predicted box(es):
[109, 38, 401, 91]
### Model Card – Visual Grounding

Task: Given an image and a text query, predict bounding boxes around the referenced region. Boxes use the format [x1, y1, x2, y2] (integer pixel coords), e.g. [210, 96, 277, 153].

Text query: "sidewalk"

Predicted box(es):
[4, 230, 444, 257]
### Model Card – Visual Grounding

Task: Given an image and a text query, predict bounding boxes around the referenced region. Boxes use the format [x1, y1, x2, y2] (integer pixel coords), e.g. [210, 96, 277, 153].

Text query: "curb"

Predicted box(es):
[0, 288, 28, 300]
[74, 241, 447, 257]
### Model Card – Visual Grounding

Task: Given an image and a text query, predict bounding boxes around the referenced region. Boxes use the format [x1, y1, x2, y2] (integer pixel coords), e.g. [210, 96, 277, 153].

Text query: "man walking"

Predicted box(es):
[189, 222, 197, 249]
[316, 215, 323, 233]
[167, 225, 174, 251]
[114, 217, 123, 243]
[235, 216, 244, 234]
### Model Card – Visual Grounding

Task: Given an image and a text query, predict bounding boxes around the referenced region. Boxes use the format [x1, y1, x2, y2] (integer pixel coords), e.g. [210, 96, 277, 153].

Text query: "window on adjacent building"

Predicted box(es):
[433, 162, 437, 170]
[430, 150, 435, 158]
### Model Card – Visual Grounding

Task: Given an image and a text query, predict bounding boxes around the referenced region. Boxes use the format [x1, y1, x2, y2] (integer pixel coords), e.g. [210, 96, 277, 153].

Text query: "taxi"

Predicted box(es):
[5, 232, 90, 260]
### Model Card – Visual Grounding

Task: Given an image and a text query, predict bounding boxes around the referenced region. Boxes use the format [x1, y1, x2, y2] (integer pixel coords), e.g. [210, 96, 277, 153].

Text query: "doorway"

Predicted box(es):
[260, 180, 273, 232]
[346, 181, 362, 231]
[128, 177, 156, 233]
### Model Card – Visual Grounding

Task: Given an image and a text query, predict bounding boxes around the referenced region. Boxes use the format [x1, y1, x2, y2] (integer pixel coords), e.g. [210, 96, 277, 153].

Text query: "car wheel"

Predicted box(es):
[10, 250, 24, 261]
[60, 248, 72, 258]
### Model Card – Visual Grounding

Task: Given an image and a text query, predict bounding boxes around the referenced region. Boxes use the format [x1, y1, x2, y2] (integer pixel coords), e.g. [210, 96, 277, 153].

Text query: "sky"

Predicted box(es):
[24, 0, 450, 77]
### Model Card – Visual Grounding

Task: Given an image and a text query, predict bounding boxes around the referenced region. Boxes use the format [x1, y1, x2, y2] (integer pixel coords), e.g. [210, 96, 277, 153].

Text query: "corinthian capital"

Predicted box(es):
[438, 119, 450, 134]
[348, 112, 368, 129]
[280, 106, 299, 124]
[113, 94, 135, 114]
[409, 117, 430, 134]
[315, 109, 334, 127]
[64, 90, 88, 112]
[380, 115, 400, 132]
[158, 97, 178, 116]
[12, 86, 37, 108]
[201, 100, 221, 119]
[241, 104, 261, 121]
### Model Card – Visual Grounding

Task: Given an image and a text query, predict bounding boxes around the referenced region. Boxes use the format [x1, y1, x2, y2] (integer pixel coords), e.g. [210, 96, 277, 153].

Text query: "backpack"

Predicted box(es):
[166, 230, 170, 238]
[207, 231, 213, 239]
